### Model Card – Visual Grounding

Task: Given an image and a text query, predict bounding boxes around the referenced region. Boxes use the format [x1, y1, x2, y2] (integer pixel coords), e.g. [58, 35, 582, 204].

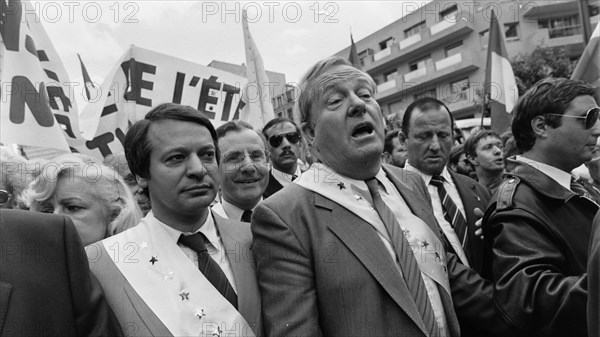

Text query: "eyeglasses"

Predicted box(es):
[268, 132, 301, 148]
[0, 190, 12, 205]
[222, 149, 268, 164]
[545, 107, 600, 130]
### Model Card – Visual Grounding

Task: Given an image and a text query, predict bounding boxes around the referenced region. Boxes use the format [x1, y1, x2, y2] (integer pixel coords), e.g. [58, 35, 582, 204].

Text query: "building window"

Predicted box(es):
[379, 37, 394, 50]
[445, 41, 463, 57]
[538, 15, 581, 39]
[414, 89, 437, 100]
[409, 55, 431, 71]
[276, 111, 283, 118]
[287, 108, 293, 120]
[439, 4, 458, 22]
[358, 48, 373, 66]
[450, 78, 470, 101]
[479, 29, 489, 48]
[276, 96, 283, 107]
[504, 22, 519, 40]
[404, 21, 426, 38]
[286, 90, 294, 103]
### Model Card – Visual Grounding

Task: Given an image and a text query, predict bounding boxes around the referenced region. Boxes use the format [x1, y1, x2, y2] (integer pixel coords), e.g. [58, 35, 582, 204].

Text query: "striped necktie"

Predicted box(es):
[429, 176, 468, 248]
[365, 178, 440, 336]
[178, 233, 238, 309]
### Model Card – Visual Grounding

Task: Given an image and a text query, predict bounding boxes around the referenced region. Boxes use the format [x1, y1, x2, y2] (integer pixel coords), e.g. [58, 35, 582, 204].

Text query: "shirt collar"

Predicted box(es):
[272, 166, 301, 182]
[158, 211, 219, 246]
[221, 197, 260, 221]
[515, 155, 572, 191]
[404, 162, 453, 186]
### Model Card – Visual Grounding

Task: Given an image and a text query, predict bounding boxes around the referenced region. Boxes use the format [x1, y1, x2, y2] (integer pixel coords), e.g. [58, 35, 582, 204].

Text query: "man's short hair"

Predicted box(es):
[216, 120, 254, 139]
[402, 97, 454, 136]
[464, 130, 501, 158]
[124, 103, 219, 180]
[261, 117, 300, 139]
[512, 78, 597, 152]
[384, 129, 401, 154]
[297, 56, 375, 127]
[448, 143, 465, 167]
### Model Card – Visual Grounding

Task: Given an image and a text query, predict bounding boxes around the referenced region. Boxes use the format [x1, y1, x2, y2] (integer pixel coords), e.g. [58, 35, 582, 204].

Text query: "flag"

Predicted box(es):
[241, 9, 275, 129]
[484, 10, 518, 133]
[0, 0, 83, 152]
[349, 34, 362, 70]
[77, 53, 95, 100]
[571, 22, 600, 86]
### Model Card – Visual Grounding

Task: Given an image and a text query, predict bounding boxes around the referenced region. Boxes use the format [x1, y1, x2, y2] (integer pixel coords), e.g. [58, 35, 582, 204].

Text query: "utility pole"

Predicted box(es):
[578, 0, 592, 43]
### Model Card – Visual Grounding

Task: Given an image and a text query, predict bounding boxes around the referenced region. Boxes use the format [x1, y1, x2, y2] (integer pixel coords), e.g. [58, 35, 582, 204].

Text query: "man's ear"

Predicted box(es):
[531, 115, 547, 137]
[382, 152, 392, 164]
[301, 122, 315, 144]
[136, 175, 148, 189]
[467, 154, 479, 167]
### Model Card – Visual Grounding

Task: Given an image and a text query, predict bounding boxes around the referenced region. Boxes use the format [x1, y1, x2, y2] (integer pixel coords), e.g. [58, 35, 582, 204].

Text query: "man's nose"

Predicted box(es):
[348, 92, 366, 117]
[186, 154, 208, 178]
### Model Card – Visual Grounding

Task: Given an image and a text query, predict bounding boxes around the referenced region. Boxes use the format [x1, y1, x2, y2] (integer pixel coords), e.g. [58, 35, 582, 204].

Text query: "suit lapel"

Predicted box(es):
[448, 170, 478, 226]
[0, 281, 12, 335]
[316, 194, 427, 334]
[214, 215, 261, 334]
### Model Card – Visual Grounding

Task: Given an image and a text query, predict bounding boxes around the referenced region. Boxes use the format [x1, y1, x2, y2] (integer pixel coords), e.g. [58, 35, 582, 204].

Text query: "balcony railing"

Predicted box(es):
[377, 79, 397, 93]
[430, 16, 457, 36]
[435, 53, 462, 71]
[373, 47, 392, 62]
[399, 33, 421, 50]
[548, 25, 582, 39]
[404, 67, 427, 82]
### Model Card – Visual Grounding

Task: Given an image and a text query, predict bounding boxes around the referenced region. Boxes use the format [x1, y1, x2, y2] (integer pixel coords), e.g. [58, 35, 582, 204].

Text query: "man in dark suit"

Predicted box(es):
[261, 117, 302, 198]
[402, 97, 490, 275]
[86, 104, 261, 336]
[0, 209, 121, 336]
[483, 78, 599, 337]
[252, 57, 511, 337]
[589, 211, 600, 337]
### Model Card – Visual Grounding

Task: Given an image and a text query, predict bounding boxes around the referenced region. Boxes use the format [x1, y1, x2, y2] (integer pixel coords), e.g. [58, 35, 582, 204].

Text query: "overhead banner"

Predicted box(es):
[78, 45, 252, 158]
[0, 0, 83, 152]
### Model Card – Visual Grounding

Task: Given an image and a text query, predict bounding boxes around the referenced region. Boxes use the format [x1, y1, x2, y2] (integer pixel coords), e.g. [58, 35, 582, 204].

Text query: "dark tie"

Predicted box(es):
[365, 178, 439, 336]
[178, 233, 238, 309]
[292, 174, 298, 181]
[429, 176, 468, 248]
[571, 177, 592, 199]
[241, 210, 253, 223]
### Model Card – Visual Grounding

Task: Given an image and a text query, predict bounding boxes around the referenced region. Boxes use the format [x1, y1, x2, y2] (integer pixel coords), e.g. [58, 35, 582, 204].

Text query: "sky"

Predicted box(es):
[30, 0, 431, 108]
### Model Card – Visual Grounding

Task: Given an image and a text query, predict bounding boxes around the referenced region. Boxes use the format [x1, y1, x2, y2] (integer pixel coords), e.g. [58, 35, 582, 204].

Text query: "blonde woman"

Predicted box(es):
[22, 153, 141, 246]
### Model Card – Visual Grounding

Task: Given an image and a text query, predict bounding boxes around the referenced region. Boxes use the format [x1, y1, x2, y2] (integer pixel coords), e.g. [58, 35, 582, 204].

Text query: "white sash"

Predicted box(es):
[296, 163, 451, 295]
[102, 213, 255, 337]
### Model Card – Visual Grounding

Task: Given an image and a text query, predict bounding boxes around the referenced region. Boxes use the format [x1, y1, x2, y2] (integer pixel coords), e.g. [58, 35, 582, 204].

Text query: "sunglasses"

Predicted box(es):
[0, 190, 12, 205]
[268, 132, 301, 148]
[545, 107, 600, 130]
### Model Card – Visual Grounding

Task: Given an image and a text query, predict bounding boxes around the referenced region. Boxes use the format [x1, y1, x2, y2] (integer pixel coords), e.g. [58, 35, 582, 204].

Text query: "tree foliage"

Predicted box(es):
[510, 45, 574, 93]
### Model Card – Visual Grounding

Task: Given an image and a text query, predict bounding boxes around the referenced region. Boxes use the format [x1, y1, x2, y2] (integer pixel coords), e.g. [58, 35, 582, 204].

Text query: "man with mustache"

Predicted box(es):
[482, 78, 600, 337]
[402, 98, 491, 276]
[212, 120, 269, 222]
[251, 57, 512, 337]
[261, 117, 303, 198]
[86, 104, 261, 336]
[464, 130, 505, 194]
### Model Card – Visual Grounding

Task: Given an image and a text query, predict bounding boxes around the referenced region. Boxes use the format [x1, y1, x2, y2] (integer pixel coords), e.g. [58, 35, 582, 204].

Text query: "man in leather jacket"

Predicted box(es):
[482, 78, 600, 337]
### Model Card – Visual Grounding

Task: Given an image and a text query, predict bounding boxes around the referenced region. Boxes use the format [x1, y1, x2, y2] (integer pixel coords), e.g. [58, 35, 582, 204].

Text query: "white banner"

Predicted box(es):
[1, 0, 83, 152]
[77, 45, 252, 158]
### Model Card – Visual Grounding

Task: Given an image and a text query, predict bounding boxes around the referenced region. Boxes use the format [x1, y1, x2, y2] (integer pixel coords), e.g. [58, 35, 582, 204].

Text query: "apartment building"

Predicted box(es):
[334, 0, 599, 121]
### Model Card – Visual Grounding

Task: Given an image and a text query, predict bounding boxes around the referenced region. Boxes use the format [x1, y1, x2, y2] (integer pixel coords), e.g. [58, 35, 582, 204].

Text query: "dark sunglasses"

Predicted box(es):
[546, 107, 600, 130]
[268, 132, 301, 148]
[0, 190, 12, 205]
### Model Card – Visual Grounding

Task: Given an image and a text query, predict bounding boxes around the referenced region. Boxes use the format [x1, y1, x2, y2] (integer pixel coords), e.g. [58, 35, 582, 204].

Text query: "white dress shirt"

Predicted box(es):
[159, 212, 238, 293]
[404, 163, 470, 267]
[211, 198, 261, 222]
[515, 155, 572, 191]
[271, 165, 302, 187]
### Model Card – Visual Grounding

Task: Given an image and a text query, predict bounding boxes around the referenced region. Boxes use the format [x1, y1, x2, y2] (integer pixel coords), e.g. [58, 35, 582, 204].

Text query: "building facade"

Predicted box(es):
[334, 0, 599, 122]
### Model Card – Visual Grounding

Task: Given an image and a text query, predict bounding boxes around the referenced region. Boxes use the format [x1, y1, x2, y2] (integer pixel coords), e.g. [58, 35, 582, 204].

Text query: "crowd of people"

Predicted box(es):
[1, 56, 599, 337]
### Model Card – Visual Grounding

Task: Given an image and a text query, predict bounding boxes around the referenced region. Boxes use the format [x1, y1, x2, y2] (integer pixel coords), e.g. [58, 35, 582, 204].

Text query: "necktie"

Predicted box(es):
[571, 177, 592, 199]
[365, 178, 439, 336]
[178, 233, 238, 309]
[429, 176, 468, 248]
[241, 210, 253, 223]
[292, 174, 298, 181]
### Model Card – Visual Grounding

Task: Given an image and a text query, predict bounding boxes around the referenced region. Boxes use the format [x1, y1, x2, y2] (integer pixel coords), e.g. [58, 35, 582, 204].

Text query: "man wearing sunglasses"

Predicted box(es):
[261, 117, 303, 198]
[482, 78, 600, 337]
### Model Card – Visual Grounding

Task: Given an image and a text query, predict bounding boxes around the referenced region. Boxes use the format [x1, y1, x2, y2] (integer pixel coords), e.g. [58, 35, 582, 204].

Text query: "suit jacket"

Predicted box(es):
[589, 211, 600, 337]
[252, 164, 513, 337]
[447, 169, 491, 274]
[0, 210, 121, 337]
[263, 170, 283, 199]
[86, 211, 261, 336]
